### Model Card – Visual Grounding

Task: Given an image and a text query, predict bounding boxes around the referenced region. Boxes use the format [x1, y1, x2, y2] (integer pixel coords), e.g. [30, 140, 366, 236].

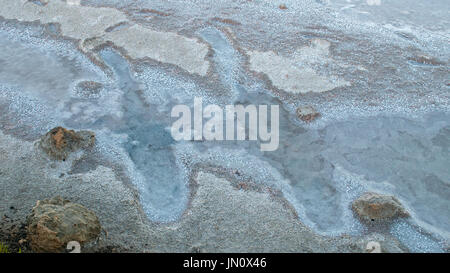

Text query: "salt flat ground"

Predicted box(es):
[0, 0, 448, 252]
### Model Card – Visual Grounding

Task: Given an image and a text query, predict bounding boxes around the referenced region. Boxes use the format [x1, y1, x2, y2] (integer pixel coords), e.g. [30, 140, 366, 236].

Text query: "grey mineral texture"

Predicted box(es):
[38, 127, 95, 160]
[27, 196, 101, 253]
[74, 80, 104, 98]
[352, 192, 409, 223]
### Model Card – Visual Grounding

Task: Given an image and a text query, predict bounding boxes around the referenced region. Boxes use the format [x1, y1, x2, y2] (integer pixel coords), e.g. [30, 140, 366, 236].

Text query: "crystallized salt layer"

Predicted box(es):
[0, 0, 448, 252]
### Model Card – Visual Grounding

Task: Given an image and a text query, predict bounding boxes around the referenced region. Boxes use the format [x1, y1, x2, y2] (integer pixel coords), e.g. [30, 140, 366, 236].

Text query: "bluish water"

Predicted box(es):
[98, 49, 188, 222]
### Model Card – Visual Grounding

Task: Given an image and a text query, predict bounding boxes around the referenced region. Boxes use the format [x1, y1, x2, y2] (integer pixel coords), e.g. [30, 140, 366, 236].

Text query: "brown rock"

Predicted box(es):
[352, 192, 409, 223]
[27, 197, 101, 253]
[296, 106, 320, 122]
[38, 127, 95, 160]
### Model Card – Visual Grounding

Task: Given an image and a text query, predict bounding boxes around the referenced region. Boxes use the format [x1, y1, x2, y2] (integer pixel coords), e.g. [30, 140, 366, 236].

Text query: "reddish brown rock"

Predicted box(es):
[38, 127, 95, 161]
[352, 192, 409, 223]
[296, 106, 320, 122]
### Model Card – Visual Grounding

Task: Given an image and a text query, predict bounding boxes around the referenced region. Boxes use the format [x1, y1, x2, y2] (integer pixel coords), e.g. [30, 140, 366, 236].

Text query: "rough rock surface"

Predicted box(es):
[27, 196, 101, 253]
[38, 127, 95, 160]
[296, 106, 320, 122]
[352, 192, 409, 222]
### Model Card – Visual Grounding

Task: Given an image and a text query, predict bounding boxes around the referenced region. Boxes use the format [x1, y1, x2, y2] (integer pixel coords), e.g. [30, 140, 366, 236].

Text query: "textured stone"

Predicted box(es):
[38, 127, 95, 160]
[27, 196, 101, 253]
[352, 192, 409, 222]
[296, 106, 320, 122]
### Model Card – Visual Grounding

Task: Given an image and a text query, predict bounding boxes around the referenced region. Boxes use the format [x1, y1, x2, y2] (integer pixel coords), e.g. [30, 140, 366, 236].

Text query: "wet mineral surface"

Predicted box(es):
[0, 0, 448, 252]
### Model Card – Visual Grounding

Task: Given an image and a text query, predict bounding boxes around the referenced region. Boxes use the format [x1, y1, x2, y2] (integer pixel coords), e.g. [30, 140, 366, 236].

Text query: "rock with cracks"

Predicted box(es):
[38, 127, 95, 161]
[27, 196, 101, 253]
[352, 192, 409, 223]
